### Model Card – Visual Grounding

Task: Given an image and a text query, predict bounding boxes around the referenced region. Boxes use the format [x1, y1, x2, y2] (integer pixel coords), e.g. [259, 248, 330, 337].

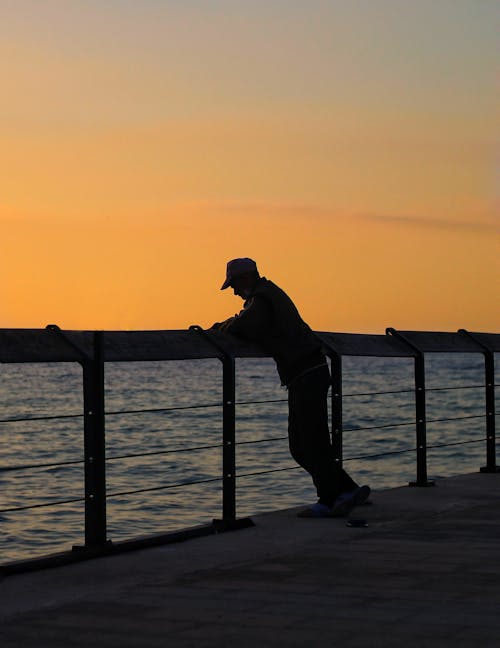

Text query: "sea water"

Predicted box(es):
[0, 353, 495, 563]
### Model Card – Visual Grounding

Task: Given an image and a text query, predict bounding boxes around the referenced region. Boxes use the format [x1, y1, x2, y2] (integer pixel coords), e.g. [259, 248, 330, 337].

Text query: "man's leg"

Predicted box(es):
[288, 365, 357, 507]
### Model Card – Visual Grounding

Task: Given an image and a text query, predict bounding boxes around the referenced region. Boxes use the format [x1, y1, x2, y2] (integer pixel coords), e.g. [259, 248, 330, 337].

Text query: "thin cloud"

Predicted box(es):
[175, 200, 344, 219]
[176, 201, 499, 233]
[359, 213, 498, 234]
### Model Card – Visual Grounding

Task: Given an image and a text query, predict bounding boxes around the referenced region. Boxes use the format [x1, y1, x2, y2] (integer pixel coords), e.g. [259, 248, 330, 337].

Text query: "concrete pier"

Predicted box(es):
[1, 472, 499, 647]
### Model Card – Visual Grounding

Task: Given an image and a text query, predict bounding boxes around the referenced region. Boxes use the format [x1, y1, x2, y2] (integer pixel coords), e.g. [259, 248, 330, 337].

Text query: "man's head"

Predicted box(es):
[221, 258, 260, 298]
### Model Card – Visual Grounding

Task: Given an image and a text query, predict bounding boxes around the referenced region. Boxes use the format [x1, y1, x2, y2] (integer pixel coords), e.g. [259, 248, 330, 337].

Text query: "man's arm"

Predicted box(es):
[211, 296, 272, 340]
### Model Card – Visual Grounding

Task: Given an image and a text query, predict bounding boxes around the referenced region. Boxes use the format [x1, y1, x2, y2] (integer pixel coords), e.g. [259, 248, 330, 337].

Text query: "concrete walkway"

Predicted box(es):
[1, 473, 499, 647]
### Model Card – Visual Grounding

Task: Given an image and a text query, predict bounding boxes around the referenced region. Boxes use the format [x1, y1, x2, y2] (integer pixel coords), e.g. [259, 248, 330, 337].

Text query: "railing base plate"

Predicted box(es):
[0, 517, 254, 577]
[408, 480, 436, 487]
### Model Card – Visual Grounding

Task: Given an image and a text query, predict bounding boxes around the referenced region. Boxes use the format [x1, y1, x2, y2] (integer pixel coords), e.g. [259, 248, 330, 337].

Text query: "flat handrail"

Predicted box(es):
[0, 327, 497, 364]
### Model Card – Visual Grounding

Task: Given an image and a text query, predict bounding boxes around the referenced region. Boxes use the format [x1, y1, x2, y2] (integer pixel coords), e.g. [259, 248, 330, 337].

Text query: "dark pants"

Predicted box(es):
[288, 364, 358, 507]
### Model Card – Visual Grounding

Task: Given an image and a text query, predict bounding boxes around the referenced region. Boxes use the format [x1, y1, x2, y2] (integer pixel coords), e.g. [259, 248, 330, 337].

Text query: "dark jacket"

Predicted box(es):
[217, 277, 325, 385]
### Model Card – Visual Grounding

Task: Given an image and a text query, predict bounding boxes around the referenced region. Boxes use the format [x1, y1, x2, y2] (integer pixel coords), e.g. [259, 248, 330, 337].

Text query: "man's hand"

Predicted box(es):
[210, 318, 235, 332]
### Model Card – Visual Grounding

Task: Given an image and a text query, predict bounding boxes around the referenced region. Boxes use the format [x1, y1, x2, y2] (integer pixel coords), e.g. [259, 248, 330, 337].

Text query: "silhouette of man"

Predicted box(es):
[212, 258, 370, 517]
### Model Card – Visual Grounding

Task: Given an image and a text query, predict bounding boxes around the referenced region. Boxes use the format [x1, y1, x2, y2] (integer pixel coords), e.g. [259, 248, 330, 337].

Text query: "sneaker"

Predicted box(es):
[297, 502, 333, 518]
[353, 485, 371, 506]
[330, 492, 357, 517]
[330, 485, 371, 517]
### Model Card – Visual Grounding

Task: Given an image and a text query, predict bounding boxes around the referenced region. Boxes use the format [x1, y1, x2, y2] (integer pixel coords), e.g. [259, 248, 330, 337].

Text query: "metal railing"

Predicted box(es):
[0, 326, 498, 573]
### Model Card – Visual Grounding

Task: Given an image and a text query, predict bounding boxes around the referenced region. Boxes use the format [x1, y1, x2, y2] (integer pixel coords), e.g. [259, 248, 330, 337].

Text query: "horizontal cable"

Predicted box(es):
[0, 402, 223, 426]
[106, 475, 222, 499]
[1, 443, 225, 472]
[237, 433, 488, 467]
[341, 437, 485, 463]
[0, 400, 280, 426]
[344, 420, 415, 432]
[342, 384, 488, 399]
[0, 458, 83, 473]
[236, 398, 287, 406]
[343, 388, 415, 398]
[426, 414, 486, 424]
[0, 436, 490, 511]
[105, 402, 221, 417]
[4, 441, 229, 472]
[0, 412, 83, 425]
[1, 414, 491, 471]
[238, 386, 498, 403]
[0, 496, 85, 514]
[344, 413, 487, 434]
[3, 475, 224, 512]
[121, 427, 487, 460]
[235, 435, 288, 447]
[427, 437, 486, 450]
[0, 384, 493, 426]
[238, 391, 415, 401]
[425, 384, 486, 393]
[105, 401, 285, 432]
[344, 446, 416, 461]
[77, 385, 500, 419]
[107, 436, 290, 461]
[237, 465, 301, 479]
[106, 443, 222, 462]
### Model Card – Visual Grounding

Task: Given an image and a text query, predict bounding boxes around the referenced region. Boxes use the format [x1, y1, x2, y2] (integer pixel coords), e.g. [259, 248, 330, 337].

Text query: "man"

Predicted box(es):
[212, 258, 370, 517]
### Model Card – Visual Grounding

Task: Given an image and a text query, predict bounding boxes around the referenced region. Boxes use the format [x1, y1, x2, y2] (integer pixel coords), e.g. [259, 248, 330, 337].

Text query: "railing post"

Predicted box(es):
[329, 352, 343, 468]
[81, 331, 108, 548]
[222, 355, 236, 520]
[189, 326, 237, 523]
[458, 330, 499, 473]
[411, 353, 433, 487]
[481, 352, 498, 473]
[47, 325, 108, 548]
[386, 329, 434, 487]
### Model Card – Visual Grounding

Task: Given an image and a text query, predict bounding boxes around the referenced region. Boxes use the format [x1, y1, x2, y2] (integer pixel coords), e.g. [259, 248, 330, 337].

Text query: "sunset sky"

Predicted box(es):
[1, 0, 498, 333]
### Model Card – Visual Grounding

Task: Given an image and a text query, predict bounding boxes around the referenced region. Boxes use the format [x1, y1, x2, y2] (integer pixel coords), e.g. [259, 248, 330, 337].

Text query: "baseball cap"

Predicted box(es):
[221, 258, 258, 290]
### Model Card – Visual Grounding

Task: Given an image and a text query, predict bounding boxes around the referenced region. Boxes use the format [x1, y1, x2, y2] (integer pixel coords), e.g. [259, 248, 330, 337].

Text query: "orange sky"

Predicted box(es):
[1, 1, 498, 333]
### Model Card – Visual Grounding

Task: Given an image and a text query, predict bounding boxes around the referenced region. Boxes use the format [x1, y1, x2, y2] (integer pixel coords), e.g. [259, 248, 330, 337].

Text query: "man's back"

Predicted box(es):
[223, 277, 324, 385]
